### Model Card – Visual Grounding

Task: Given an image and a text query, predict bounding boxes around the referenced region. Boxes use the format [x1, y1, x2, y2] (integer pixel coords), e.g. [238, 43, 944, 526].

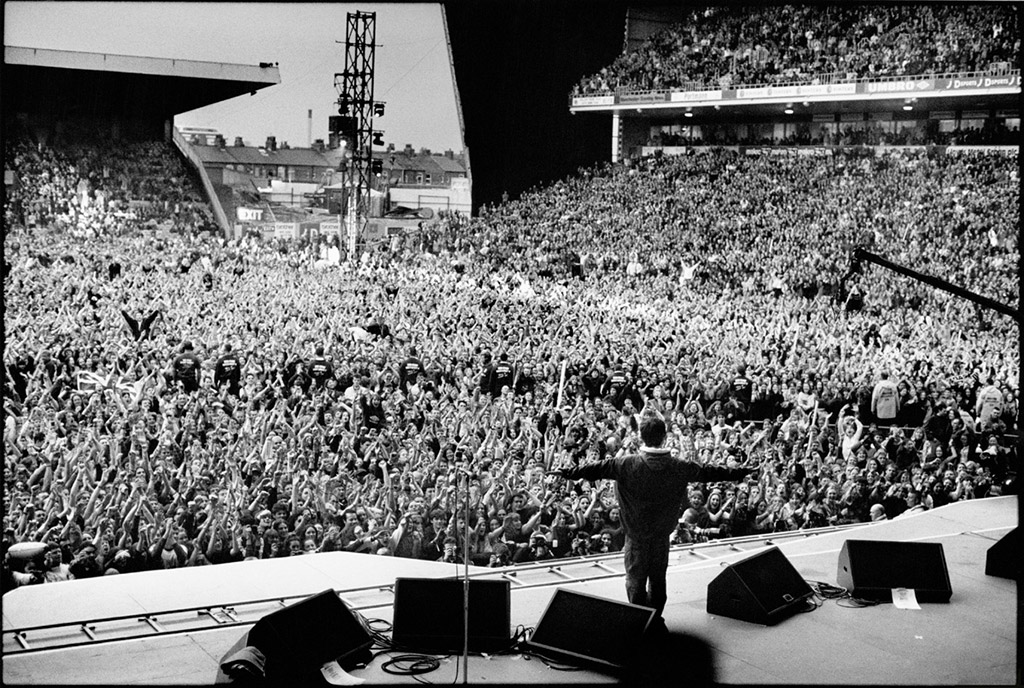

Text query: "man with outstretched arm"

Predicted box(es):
[551, 410, 755, 632]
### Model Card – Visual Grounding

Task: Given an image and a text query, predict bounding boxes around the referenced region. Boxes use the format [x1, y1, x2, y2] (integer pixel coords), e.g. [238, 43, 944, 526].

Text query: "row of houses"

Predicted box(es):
[177, 129, 471, 226]
[186, 132, 468, 191]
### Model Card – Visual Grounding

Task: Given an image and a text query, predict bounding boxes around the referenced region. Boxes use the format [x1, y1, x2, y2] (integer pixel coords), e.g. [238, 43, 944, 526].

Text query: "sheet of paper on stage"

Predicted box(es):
[892, 588, 921, 610]
[321, 660, 365, 685]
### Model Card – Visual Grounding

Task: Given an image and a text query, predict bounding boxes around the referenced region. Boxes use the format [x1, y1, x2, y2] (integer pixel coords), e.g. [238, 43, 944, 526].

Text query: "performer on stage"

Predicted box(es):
[552, 410, 755, 630]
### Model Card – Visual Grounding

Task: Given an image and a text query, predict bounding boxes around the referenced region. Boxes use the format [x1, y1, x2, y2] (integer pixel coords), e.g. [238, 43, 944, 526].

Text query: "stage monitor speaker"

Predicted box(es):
[706, 546, 814, 625]
[524, 588, 656, 673]
[391, 577, 511, 654]
[985, 528, 1020, 580]
[837, 540, 952, 603]
[247, 589, 373, 681]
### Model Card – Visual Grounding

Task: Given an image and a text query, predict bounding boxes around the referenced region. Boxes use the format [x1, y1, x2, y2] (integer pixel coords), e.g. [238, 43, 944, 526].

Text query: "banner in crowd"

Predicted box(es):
[938, 73, 1020, 91]
[571, 95, 615, 107]
[362, 220, 386, 244]
[861, 78, 935, 94]
[320, 219, 342, 240]
[735, 82, 857, 98]
[619, 92, 669, 103]
[274, 222, 297, 240]
[670, 90, 724, 102]
[571, 70, 1020, 109]
[299, 221, 320, 241]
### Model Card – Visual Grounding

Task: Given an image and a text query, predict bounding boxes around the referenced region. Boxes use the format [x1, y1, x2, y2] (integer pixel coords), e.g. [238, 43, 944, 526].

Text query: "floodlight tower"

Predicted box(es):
[334, 10, 384, 235]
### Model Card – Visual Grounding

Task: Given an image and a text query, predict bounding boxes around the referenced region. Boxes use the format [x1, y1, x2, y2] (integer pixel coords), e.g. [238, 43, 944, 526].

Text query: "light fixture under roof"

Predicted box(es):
[784, 108, 794, 114]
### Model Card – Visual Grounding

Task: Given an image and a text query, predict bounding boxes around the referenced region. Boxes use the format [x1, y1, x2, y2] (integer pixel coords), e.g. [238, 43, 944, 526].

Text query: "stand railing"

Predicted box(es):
[172, 128, 232, 238]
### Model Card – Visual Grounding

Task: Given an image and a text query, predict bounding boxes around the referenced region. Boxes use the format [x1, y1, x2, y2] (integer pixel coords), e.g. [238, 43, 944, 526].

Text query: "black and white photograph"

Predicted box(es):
[2, 1, 1018, 685]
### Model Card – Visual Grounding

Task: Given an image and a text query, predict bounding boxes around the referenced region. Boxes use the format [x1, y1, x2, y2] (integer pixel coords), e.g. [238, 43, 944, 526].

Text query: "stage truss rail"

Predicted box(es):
[2, 524, 860, 655]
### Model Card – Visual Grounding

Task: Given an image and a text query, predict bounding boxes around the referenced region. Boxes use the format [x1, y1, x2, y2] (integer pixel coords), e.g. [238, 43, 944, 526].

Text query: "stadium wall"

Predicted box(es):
[444, 0, 625, 212]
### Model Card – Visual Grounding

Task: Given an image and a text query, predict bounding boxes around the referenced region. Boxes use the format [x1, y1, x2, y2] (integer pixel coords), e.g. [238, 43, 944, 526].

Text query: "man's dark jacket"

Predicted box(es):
[560, 447, 749, 540]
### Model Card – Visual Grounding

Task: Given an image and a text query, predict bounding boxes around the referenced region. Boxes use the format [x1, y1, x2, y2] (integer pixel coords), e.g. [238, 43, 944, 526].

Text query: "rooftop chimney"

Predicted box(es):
[215, 134, 226, 148]
[234, 137, 245, 147]
[404, 144, 414, 155]
[387, 143, 395, 152]
[313, 139, 325, 152]
[420, 148, 431, 156]
[265, 136, 277, 152]
[444, 149, 454, 159]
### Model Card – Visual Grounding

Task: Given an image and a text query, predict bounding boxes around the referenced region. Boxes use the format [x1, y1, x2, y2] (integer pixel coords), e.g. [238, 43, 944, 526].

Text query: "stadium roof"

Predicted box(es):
[4, 46, 280, 119]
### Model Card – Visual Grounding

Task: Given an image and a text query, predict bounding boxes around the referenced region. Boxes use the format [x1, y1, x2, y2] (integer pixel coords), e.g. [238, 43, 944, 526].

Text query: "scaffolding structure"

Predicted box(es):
[333, 10, 382, 245]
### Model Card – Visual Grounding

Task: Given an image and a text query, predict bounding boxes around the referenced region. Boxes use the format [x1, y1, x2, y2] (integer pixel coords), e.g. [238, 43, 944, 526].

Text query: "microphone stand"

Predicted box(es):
[462, 469, 470, 684]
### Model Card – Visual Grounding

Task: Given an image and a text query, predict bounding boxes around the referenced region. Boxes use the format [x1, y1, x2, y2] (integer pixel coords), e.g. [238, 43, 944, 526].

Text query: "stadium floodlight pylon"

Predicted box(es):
[334, 10, 380, 234]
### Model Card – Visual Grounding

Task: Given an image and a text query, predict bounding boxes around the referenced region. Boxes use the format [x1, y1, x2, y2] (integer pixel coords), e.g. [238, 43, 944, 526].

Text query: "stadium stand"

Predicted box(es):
[2, 3, 1018, 590]
[574, 3, 1019, 94]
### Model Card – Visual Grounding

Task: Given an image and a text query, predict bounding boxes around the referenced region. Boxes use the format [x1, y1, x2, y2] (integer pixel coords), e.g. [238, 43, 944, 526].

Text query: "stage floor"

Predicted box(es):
[2, 496, 1017, 685]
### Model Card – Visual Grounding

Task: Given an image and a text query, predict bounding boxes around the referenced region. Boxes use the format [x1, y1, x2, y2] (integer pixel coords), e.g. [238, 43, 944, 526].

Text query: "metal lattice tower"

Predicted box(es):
[334, 11, 378, 225]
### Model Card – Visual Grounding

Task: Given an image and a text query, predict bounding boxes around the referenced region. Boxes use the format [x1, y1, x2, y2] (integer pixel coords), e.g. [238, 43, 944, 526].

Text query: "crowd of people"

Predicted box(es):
[2, 128, 1018, 590]
[573, 3, 1019, 95]
[4, 125, 217, 240]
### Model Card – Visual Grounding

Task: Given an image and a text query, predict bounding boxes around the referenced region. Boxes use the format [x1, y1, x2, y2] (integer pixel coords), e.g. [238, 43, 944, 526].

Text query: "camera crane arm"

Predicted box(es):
[852, 247, 1020, 323]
